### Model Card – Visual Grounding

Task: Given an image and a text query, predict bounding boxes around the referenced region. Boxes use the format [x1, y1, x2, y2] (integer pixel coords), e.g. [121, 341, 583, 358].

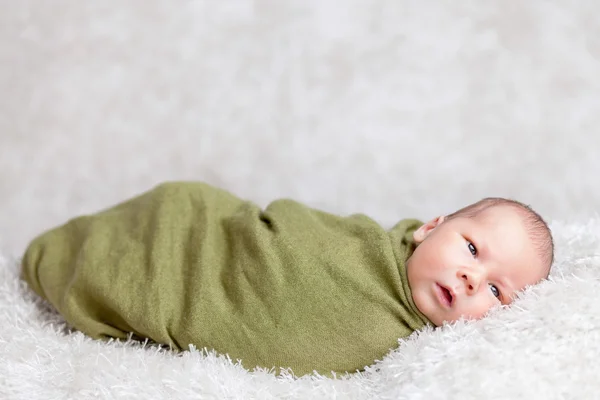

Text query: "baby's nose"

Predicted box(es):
[459, 268, 484, 293]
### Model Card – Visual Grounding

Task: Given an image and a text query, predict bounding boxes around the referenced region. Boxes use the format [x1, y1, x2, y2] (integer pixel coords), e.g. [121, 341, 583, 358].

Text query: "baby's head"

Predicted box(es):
[407, 198, 553, 326]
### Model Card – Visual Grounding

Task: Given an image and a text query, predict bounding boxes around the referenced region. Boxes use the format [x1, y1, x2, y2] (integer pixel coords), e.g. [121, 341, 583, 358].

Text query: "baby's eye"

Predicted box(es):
[489, 284, 500, 298]
[467, 241, 477, 256]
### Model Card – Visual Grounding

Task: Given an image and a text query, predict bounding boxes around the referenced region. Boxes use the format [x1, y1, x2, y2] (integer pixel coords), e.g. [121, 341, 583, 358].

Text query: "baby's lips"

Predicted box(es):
[436, 283, 453, 307]
[444, 286, 454, 306]
[447, 286, 456, 304]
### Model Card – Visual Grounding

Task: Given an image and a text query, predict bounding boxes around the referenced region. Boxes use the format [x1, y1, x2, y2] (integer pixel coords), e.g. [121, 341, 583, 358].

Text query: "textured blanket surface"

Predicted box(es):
[2, 221, 600, 399]
[2, 1, 600, 399]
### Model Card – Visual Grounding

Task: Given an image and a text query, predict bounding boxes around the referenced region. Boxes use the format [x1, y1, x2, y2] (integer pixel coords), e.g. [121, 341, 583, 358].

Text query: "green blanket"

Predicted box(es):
[21, 182, 429, 376]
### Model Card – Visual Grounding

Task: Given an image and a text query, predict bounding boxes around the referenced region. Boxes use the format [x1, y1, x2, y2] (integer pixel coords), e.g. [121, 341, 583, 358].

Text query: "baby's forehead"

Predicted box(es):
[470, 206, 547, 282]
[471, 205, 526, 229]
[466, 207, 530, 251]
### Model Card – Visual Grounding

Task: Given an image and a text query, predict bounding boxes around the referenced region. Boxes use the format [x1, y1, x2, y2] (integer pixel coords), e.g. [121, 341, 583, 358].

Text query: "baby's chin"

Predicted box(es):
[432, 315, 477, 327]
[426, 307, 495, 327]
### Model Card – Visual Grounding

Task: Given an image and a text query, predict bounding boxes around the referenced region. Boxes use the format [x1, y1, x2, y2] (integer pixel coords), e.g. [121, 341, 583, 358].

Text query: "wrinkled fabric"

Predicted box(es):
[21, 182, 429, 376]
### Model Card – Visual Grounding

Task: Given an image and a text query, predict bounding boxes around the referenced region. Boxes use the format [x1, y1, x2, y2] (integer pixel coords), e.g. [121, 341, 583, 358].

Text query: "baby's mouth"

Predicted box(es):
[436, 283, 453, 307]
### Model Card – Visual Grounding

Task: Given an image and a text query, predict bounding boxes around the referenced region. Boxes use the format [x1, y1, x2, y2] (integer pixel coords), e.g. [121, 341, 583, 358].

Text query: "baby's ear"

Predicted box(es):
[413, 216, 446, 243]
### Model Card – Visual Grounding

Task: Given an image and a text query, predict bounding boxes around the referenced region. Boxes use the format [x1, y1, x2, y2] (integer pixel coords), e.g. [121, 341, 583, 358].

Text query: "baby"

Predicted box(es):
[21, 181, 553, 377]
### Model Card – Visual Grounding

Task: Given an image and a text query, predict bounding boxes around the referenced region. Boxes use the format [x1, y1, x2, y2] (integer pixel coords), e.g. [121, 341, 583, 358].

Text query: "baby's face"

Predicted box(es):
[407, 205, 546, 326]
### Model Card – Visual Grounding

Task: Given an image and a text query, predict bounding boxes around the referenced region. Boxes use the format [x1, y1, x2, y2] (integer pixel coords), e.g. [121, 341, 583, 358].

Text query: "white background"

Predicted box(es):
[2, 1, 599, 255]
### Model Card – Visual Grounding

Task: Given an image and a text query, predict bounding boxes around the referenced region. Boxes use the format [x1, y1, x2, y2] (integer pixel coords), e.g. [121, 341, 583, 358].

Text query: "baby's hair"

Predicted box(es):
[445, 197, 554, 277]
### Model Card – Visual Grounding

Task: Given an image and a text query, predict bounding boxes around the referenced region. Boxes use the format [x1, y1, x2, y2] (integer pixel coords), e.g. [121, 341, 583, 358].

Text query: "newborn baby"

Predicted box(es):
[21, 182, 553, 377]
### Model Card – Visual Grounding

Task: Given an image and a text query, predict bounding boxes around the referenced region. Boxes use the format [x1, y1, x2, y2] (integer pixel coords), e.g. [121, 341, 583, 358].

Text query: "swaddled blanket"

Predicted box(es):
[21, 182, 429, 376]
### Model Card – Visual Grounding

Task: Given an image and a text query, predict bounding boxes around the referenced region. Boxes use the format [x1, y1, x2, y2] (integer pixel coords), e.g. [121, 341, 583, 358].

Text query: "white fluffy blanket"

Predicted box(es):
[2, 221, 600, 398]
[3, 1, 600, 398]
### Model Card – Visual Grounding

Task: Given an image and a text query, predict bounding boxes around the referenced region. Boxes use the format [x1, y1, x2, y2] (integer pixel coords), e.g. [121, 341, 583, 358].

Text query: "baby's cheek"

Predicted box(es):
[461, 300, 494, 320]
[476, 300, 497, 319]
